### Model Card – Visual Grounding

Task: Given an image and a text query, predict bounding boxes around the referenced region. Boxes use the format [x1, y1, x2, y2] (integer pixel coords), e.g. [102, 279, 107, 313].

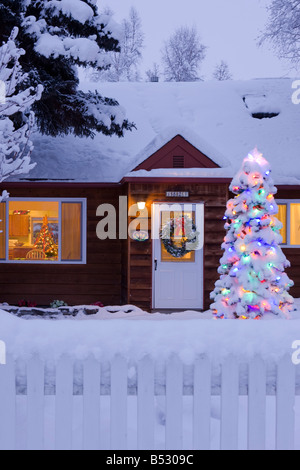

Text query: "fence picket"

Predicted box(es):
[0, 353, 297, 451]
[110, 355, 128, 450]
[138, 356, 155, 450]
[166, 355, 183, 450]
[27, 355, 44, 450]
[193, 355, 211, 450]
[83, 356, 101, 450]
[276, 354, 295, 451]
[55, 355, 73, 451]
[220, 356, 239, 451]
[0, 356, 15, 450]
[248, 355, 266, 450]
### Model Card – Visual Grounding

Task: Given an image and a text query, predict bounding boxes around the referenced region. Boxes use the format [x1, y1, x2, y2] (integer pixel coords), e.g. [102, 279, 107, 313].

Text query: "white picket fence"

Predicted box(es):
[0, 354, 298, 451]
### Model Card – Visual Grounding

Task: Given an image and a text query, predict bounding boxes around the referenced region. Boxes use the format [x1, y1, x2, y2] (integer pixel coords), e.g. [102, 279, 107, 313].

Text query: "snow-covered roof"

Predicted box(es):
[10, 78, 300, 184]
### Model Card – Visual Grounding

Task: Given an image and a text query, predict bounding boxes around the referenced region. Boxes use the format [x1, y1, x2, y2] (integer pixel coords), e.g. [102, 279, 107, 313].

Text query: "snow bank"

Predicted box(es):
[1, 308, 300, 365]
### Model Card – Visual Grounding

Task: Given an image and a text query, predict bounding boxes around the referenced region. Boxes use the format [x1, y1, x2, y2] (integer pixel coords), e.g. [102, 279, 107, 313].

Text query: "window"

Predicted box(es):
[160, 209, 196, 263]
[277, 201, 300, 247]
[277, 204, 287, 244]
[0, 198, 86, 263]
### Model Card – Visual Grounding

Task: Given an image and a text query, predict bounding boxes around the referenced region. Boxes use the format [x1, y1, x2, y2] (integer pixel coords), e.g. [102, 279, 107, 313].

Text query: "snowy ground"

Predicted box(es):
[0, 301, 300, 363]
[2, 298, 300, 321]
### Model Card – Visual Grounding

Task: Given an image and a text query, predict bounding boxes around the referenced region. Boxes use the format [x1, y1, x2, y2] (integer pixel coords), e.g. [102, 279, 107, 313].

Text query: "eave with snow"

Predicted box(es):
[1, 79, 300, 311]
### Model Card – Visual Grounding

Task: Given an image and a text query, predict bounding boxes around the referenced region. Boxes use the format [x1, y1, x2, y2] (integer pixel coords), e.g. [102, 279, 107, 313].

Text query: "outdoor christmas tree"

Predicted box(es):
[33, 216, 58, 259]
[210, 149, 294, 319]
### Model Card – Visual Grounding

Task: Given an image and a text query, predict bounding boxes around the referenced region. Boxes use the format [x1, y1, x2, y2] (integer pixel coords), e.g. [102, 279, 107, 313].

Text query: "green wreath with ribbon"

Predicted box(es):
[160, 215, 200, 258]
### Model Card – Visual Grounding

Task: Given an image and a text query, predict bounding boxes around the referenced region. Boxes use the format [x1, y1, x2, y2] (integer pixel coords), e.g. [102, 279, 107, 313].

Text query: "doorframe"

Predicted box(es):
[151, 201, 205, 310]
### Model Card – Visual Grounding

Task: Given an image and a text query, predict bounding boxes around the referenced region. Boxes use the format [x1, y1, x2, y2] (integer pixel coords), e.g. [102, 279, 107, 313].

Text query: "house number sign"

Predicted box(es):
[166, 191, 189, 198]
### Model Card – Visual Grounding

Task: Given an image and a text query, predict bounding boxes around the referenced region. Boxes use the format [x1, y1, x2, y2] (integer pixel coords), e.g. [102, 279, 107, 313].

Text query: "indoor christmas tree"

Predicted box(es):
[210, 149, 294, 319]
[33, 215, 58, 259]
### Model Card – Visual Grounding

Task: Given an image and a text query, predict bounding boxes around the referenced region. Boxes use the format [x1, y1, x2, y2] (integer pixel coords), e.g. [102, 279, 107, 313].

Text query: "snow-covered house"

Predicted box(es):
[0, 79, 300, 310]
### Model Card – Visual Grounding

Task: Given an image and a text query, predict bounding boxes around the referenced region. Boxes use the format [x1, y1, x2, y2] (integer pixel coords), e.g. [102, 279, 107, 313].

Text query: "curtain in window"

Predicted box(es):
[290, 203, 300, 246]
[277, 204, 287, 244]
[0, 203, 5, 259]
[61, 203, 82, 261]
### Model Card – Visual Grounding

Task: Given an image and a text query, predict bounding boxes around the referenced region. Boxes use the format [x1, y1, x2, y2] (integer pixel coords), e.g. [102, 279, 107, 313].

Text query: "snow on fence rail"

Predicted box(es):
[0, 353, 298, 451]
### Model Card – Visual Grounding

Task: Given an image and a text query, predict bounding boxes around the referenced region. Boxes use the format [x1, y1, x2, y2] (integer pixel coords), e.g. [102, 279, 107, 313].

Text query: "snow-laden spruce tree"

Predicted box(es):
[210, 149, 294, 319]
[0, 27, 43, 200]
[0, 0, 134, 138]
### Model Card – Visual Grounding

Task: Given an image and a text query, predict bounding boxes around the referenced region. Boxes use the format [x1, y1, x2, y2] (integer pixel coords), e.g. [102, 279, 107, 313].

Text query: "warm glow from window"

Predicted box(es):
[290, 203, 300, 246]
[161, 210, 196, 263]
[4, 199, 85, 263]
[277, 204, 287, 244]
[9, 201, 59, 261]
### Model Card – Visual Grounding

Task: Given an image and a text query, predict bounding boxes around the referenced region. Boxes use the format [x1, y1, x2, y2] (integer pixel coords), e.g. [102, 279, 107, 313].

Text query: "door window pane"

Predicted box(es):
[290, 203, 300, 245]
[277, 204, 287, 244]
[61, 202, 82, 261]
[161, 210, 196, 263]
[9, 201, 59, 261]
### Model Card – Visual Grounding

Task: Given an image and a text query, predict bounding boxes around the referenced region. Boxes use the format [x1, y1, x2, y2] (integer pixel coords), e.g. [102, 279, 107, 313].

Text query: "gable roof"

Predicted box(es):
[8, 78, 300, 185]
[132, 134, 220, 171]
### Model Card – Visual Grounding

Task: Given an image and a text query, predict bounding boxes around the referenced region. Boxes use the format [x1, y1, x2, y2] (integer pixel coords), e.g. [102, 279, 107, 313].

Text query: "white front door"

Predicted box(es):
[152, 203, 204, 310]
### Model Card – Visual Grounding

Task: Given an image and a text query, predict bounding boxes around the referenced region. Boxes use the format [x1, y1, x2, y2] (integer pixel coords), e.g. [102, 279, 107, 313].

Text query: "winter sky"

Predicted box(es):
[103, 0, 293, 80]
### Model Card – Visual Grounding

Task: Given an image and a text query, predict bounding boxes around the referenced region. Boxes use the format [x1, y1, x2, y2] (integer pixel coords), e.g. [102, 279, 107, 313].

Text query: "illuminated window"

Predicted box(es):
[290, 204, 300, 246]
[277, 201, 300, 247]
[0, 199, 86, 263]
[277, 204, 287, 244]
[161, 210, 196, 263]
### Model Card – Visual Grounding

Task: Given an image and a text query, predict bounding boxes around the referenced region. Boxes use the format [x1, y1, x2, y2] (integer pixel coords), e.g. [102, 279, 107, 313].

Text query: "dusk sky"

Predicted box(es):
[104, 0, 294, 80]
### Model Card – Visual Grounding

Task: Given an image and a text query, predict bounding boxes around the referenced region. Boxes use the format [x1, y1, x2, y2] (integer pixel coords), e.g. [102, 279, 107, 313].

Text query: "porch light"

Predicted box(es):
[137, 201, 146, 211]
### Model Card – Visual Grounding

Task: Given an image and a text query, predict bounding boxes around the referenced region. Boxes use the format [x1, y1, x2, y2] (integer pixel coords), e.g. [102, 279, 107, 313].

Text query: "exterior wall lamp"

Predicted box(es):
[137, 201, 146, 211]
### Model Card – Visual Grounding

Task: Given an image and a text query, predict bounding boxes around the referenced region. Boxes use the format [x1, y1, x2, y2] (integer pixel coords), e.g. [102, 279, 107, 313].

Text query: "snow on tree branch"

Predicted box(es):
[213, 61, 232, 81]
[260, 0, 300, 65]
[93, 7, 144, 82]
[162, 26, 206, 82]
[0, 27, 43, 195]
[22, 1, 122, 69]
[0, 1, 134, 138]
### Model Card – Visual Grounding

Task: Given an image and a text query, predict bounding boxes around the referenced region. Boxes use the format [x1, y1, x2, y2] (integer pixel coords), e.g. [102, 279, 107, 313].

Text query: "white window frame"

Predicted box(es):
[277, 199, 300, 248]
[1, 197, 87, 264]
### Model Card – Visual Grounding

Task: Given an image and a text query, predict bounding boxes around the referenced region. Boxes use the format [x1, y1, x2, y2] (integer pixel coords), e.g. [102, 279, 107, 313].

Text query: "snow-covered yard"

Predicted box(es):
[1, 304, 300, 450]
[0, 300, 300, 361]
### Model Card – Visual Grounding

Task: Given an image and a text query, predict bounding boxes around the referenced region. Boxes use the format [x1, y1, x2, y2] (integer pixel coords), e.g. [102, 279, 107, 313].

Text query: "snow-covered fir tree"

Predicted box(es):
[0, 27, 42, 200]
[0, 0, 134, 138]
[210, 149, 294, 319]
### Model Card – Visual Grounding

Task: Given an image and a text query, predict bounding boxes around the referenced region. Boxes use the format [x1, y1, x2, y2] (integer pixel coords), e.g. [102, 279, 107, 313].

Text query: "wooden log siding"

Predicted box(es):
[127, 182, 228, 311]
[0, 185, 123, 307]
[1, 183, 299, 311]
